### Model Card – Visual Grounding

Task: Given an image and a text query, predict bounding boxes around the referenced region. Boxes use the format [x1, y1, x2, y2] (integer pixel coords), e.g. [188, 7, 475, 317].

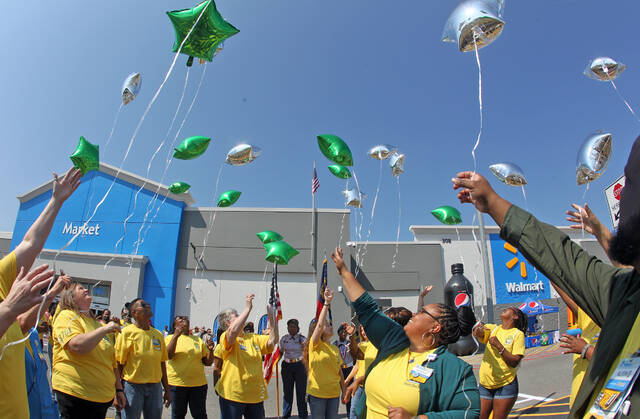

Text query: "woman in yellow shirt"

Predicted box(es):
[214, 293, 279, 419]
[303, 288, 346, 419]
[52, 282, 125, 418]
[115, 298, 171, 419]
[473, 307, 527, 419]
[165, 315, 215, 419]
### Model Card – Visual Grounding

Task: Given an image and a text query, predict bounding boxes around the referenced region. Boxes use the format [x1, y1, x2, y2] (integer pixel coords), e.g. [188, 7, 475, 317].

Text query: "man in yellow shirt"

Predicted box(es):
[0, 167, 81, 418]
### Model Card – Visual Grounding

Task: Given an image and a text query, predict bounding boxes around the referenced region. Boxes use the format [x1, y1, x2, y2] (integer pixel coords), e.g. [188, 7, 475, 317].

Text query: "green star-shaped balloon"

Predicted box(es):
[328, 165, 352, 179]
[174, 136, 211, 160]
[431, 206, 462, 225]
[264, 241, 299, 265]
[256, 230, 283, 244]
[217, 190, 241, 207]
[70, 136, 99, 175]
[169, 182, 191, 194]
[167, 0, 240, 62]
[317, 134, 353, 166]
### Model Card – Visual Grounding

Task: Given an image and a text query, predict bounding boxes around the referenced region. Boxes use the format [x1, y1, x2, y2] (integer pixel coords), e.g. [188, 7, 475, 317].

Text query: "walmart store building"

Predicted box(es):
[2, 163, 610, 331]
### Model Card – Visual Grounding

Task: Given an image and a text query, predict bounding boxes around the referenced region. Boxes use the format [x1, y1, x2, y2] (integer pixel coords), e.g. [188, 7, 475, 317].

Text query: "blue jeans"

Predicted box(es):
[308, 395, 339, 419]
[281, 361, 308, 418]
[122, 381, 163, 419]
[219, 397, 265, 419]
[170, 385, 208, 419]
[349, 386, 363, 419]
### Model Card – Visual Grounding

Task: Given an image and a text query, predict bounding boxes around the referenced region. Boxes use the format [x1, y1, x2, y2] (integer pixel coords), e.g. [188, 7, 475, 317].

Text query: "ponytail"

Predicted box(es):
[436, 304, 477, 346]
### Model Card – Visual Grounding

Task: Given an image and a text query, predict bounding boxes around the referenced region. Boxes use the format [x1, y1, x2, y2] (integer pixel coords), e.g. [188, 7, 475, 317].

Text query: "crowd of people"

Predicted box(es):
[0, 137, 638, 418]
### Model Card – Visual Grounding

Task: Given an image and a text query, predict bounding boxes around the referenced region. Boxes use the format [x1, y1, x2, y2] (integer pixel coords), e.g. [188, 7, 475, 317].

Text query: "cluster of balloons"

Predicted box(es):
[70, 136, 100, 175]
[257, 230, 299, 265]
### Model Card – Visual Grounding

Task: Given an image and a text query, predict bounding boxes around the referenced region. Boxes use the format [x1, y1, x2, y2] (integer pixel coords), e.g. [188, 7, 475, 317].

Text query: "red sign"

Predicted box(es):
[613, 183, 623, 200]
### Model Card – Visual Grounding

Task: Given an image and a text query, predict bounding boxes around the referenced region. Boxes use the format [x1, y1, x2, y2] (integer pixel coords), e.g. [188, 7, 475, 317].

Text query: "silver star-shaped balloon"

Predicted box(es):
[342, 188, 366, 208]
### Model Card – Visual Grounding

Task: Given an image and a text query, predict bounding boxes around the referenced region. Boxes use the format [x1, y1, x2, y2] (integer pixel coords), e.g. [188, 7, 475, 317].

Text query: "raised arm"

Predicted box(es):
[226, 294, 254, 346]
[14, 168, 81, 272]
[167, 319, 187, 359]
[312, 288, 333, 344]
[453, 171, 620, 327]
[417, 285, 433, 312]
[67, 321, 120, 354]
[330, 248, 364, 302]
[342, 322, 359, 360]
[266, 305, 279, 352]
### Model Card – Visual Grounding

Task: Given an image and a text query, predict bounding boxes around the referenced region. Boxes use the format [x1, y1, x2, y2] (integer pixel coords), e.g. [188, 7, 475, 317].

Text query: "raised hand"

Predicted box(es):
[52, 168, 82, 204]
[566, 203, 601, 235]
[420, 285, 433, 298]
[452, 171, 496, 213]
[3, 265, 54, 317]
[331, 247, 346, 274]
[324, 288, 334, 304]
[245, 293, 255, 310]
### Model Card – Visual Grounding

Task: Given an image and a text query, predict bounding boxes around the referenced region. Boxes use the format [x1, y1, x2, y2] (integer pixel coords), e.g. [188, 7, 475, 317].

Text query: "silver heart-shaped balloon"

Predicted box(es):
[489, 162, 527, 186]
[122, 73, 142, 105]
[342, 188, 366, 208]
[368, 145, 398, 160]
[576, 133, 612, 185]
[390, 152, 405, 177]
[584, 57, 626, 82]
[226, 144, 262, 166]
[442, 0, 505, 52]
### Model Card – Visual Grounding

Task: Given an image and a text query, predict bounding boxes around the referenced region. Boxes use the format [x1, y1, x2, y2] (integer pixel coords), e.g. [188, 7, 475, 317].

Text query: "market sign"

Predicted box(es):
[604, 174, 625, 229]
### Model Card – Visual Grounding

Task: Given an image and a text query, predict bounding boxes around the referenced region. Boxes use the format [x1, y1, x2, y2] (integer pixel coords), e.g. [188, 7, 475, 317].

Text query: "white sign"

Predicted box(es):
[62, 222, 101, 236]
[604, 175, 625, 229]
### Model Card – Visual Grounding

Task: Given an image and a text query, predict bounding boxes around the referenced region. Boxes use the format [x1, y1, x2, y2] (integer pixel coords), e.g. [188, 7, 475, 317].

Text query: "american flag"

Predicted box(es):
[315, 258, 332, 322]
[269, 263, 283, 321]
[312, 166, 320, 194]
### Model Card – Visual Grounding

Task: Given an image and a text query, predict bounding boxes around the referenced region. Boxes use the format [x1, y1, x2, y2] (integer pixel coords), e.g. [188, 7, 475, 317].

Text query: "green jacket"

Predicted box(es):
[352, 292, 480, 419]
[501, 205, 640, 417]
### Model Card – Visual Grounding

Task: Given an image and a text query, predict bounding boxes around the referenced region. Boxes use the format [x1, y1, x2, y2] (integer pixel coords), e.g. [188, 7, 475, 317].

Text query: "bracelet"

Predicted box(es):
[499, 347, 506, 355]
[581, 343, 592, 359]
[116, 389, 124, 393]
[324, 304, 331, 307]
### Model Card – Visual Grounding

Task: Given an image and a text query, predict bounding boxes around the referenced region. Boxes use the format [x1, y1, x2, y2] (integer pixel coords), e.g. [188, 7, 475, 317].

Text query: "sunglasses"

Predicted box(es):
[418, 308, 441, 323]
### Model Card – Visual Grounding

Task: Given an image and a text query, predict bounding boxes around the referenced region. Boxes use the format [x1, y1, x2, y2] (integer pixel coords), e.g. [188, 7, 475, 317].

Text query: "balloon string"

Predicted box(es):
[471, 36, 483, 176]
[469, 212, 487, 323]
[392, 177, 401, 269]
[0, 1, 212, 361]
[354, 160, 383, 278]
[337, 178, 349, 248]
[254, 263, 270, 327]
[106, 67, 192, 273]
[195, 163, 225, 277]
[104, 103, 124, 150]
[350, 169, 365, 267]
[607, 78, 640, 123]
[134, 64, 210, 260]
[134, 63, 208, 260]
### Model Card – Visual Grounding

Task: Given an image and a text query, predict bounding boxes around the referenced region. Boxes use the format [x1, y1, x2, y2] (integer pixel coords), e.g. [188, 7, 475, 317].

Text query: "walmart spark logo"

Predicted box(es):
[504, 242, 527, 278]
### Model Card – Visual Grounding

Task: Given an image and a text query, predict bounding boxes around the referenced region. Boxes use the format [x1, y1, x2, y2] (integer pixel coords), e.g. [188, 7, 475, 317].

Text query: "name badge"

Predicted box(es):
[239, 344, 247, 351]
[589, 356, 640, 418]
[409, 365, 433, 384]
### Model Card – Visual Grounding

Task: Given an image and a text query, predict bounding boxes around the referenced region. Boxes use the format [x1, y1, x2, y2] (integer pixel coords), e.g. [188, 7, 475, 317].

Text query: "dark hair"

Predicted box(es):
[287, 319, 299, 327]
[609, 212, 640, 266]
[510, 307, 528, 334]
[435, 304, 476, 346]
[337, 324, 346, 334]
[243, 322, 255, 333]
[385, 307, 412, 327]
[129, 298, 142, 309]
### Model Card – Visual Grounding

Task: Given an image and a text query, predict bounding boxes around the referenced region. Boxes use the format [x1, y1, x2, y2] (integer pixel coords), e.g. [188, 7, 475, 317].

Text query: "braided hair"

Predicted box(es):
[435, 304, 476, 346]
[510, 307, 528, 334]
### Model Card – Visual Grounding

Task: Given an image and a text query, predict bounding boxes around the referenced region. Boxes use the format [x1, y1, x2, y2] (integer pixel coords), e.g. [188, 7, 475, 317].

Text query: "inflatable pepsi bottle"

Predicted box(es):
[444, 263, 477, 356]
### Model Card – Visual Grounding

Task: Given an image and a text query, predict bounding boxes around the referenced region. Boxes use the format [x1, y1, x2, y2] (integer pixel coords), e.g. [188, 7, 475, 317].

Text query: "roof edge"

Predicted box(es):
[17, 162, 195, 206]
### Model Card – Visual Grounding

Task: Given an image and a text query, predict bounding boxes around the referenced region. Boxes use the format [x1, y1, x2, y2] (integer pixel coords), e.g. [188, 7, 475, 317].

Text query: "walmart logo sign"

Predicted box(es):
[490, 234, 550, 304]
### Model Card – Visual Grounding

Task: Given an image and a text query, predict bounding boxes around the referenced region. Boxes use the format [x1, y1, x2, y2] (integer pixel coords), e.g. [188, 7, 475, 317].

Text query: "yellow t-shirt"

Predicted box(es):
[478, 324, 525, 389]
[165, 334, 209, 387]
[356, 341, 378, 380]
[365, 348, 436, 418]
[570, 308, 600, 406]
[584, 313, 640, 418]
[214, 331, 271, 403]
[0, 252, 29, 418]
[115, 324, 168, 383]
[307, 339, 343, 399]
[52, 310, 117, 402]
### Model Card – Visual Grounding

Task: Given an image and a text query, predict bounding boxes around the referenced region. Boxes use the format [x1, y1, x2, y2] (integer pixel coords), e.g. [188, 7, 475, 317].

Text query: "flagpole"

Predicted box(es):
[276, 362, 281, 418]
[311, 161, 318, 273]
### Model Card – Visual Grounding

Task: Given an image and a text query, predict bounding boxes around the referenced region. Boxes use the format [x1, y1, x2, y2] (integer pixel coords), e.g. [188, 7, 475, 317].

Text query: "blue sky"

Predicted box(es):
[0, 0, 637, 242]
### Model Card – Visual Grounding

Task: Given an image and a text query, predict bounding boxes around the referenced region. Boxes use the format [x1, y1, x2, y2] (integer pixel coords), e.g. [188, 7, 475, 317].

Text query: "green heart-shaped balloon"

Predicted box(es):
[317, 134, 353, 166]
[256, 230, 283, 244]
[70, 136, 99, 175]
[264, 241, 299, 265]
[217, 190, 241, 207]
[431, 206, 462, 225]
[174, 136, 211, 160]
[169, 182, 191, 194]
[328, 165, 352, 179]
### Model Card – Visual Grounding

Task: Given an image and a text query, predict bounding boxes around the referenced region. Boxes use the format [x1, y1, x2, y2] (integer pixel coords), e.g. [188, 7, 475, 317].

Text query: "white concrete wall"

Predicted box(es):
[368, 290, 421, 311]
[175, 269, 318, 336]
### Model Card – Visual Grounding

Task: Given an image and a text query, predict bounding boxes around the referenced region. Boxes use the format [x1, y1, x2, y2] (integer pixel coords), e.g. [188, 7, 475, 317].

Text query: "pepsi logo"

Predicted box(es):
[614, 183, 623, 201]
[454, 292, 471, 308]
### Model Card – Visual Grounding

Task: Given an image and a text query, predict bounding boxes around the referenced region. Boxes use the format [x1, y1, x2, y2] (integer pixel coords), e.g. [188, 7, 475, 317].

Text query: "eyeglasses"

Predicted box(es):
[418, 308, 441, 323]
